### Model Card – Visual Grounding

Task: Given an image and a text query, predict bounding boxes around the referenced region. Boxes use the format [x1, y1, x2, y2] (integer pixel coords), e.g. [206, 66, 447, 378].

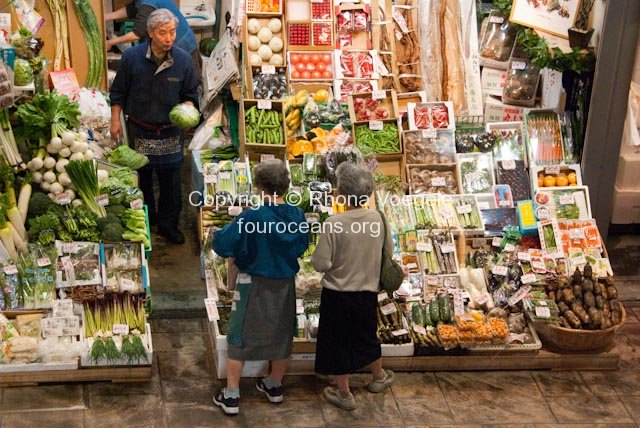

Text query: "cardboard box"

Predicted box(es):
[616, 154, 640, 190]
[611, 186, 640, 224]
[481, 67, 507, 97]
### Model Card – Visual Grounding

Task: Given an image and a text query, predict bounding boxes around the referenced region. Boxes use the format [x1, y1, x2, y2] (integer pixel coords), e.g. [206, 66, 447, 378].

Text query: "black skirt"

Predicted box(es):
[314, 287, 381, 375]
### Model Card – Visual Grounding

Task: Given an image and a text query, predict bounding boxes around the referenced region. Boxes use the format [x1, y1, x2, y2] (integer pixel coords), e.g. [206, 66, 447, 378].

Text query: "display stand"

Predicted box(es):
[205, 318, 619, 380]
[0, 364, 152, 388]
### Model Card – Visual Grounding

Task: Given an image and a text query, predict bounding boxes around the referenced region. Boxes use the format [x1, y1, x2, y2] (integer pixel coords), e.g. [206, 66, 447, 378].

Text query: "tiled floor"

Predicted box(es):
[0, 310, 639, 428]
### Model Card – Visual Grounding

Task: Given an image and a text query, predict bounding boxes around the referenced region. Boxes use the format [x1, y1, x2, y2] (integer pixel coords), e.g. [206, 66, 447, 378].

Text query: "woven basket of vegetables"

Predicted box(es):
[533, 302, 626, 352]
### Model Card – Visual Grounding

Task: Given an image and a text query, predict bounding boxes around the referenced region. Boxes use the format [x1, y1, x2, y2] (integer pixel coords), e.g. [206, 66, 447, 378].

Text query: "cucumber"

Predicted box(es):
[439, 294, 451, 323]
[424, 303, 434, 327]
[429, 297, 440, 324]
[412, 303, 424, 325]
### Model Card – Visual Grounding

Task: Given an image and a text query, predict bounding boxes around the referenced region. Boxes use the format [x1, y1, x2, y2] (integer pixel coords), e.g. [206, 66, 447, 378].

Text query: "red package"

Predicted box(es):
[337, 11, 353, 32]
[356, 52, 374, 78]
[413, 104, 431, 129]
[339, 52, 356, 77]
[430, 104, 450, 129]
[353, 10, 368, 31]
[313, 22, 332, 46]
[311, 0, 331, 20]
[337, 32, 353, 48]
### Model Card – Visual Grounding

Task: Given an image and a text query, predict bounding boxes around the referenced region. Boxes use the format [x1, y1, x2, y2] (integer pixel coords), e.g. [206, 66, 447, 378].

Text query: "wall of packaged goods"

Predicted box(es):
[195, 0, 639, 377]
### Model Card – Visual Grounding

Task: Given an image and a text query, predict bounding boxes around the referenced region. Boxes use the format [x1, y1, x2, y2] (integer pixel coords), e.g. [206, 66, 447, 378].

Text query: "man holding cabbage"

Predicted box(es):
[110, 8, 200, 245]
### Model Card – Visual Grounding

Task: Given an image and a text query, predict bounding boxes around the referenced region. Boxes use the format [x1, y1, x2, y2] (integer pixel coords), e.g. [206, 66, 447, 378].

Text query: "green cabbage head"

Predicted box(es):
[169, 103, 200, 129]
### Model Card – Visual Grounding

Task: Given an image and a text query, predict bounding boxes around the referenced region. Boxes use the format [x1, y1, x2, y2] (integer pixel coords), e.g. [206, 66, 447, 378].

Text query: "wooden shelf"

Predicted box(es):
[0, 364, 152, 388]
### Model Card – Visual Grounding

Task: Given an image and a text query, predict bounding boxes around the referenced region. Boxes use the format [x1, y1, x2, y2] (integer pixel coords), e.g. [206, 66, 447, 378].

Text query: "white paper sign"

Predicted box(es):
[502, 160, 516, 170]
[431, 177, 446, 187]
[417, 242, 433, 252]
[261, 65, 276, 75]
[369, 120, 384, 131]
[95, 194, 109, 207]
[493, 265, 508, 276]
[205, 298, 220, 321]
[508, 285, 531, 306]
[457, 204, 472, 214]
[381, 302, 397, 315]
[520, 273, 537, 285]
[228, 206, 243, 216]
[535, 306, 551, 318]
[559, 194, 575, 205]
[372, 90, 386, 100]
[257, 100, 272, 110]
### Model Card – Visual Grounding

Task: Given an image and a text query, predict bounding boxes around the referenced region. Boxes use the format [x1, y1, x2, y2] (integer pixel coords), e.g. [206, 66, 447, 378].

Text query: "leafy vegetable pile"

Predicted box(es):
[354, 122, 400, 154]
[106, 146, 149, 170]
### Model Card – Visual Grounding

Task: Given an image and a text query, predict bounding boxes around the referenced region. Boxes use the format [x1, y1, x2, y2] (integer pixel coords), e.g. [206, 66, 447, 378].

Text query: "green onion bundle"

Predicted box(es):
[65, 160, 106, 217]
[71, 0, 105, 87]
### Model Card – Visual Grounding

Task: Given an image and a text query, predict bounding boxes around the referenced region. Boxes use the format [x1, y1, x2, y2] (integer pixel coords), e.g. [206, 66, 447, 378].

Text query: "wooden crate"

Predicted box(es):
[352, 118, 403, 156]
[406, 164, 459, 195]
[240, 99, 287, 157]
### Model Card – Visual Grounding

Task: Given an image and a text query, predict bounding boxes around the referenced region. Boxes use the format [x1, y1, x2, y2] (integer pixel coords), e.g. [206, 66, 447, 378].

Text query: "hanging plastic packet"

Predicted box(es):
[1, 263, 21, 309]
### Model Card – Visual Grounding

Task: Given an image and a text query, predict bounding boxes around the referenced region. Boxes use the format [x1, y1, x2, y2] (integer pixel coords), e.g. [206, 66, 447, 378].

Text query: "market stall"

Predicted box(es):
[194, 0, 626, 378]
[0, 25, 152, 382]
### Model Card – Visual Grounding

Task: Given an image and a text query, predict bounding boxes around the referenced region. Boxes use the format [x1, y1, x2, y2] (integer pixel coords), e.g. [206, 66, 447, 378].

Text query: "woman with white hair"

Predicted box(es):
[312, 162, 395, 410]
[212, 159, 309, 415]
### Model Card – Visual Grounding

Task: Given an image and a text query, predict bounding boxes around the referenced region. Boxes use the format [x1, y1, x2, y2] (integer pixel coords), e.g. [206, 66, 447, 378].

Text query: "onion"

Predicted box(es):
[65, 189, 76, 200]
[48, 192, 55, 200]
[61, 131, 76, 146]
[40, 181, 51, 191]
[49, 137, 63, 150]
[56, 158, 69, 173]
[46, 143, 59, 154]
[84, 150, 94, 160]
[59, 147, 71, 158]
[70, 152, 84, 161]
[70, 141, 83, 153]
[29, 158, 43, 171]
[78, 131, 88, 142]
[58, 172, 72, 186]
[32, 171, 43, 184]
[72, 199, 83, 207]
[50, 182, 64, 195]
[43, 157, 56, 169]
[43, 171, 57, 184]
[80, 142, 90, 153]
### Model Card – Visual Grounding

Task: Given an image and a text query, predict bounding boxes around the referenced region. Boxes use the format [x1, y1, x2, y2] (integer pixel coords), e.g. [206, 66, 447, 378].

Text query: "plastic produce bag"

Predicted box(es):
[189, 102, 227, 150]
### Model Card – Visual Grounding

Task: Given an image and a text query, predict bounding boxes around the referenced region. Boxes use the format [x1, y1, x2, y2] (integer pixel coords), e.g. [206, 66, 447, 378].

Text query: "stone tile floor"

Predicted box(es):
[0, 308, 638, 428]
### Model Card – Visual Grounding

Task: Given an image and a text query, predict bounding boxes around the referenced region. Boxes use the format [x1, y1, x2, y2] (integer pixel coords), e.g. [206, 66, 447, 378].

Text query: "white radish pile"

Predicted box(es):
[27, 130, 97, 204]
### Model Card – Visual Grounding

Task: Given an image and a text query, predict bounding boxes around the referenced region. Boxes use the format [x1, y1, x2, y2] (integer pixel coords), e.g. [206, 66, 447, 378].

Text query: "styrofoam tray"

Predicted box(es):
[381, 342, 414, 357]
[0, 361, 78, 373]
[469, 322, 542, 352]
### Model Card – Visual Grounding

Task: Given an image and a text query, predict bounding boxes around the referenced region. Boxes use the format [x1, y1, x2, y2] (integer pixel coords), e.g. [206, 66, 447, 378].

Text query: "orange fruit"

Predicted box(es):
[556, 173, 569, 187]
[543, 175, 556, 187]
[567, 171, 577, 184]
[537, 174, 544, 187]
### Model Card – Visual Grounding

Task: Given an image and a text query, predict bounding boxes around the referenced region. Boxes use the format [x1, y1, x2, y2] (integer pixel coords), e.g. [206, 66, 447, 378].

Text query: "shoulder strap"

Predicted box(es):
[377, 209, 387, 244]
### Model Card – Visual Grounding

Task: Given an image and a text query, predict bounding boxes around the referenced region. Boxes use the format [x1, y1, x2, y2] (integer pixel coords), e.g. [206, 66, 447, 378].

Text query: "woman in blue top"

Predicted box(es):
[212, 159, 309, 416]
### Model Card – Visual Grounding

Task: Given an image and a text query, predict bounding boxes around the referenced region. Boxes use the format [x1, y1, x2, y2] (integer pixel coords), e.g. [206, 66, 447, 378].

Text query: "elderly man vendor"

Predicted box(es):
[110, 8, 199, 244]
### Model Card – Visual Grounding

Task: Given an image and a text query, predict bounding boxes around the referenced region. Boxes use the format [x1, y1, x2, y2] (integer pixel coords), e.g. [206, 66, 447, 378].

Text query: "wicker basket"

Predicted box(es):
[533, 302, 626, 352]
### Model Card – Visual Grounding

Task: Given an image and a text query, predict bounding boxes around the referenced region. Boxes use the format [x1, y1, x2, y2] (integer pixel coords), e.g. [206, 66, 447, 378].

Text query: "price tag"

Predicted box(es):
[545, 166, 561, 175]
[95, 194, 109, 207]
[233, 290, 241, 301]
[535, 306, 551, 318]
[204, 174, 217, 184]
[521, 273, 537, 285]
[431, 177, 446, 187]
[476, 294, 489, 305]
[427, 275, 438, 286]
[502, 160, 516, 170]
[440, 205, 454, 220]
[559, 194, 575, 205]
[381, 302, 397, 315]
[55, 192, 71, 205]
[504, 243, 516, 252]
[130, 198, 144, 210]
[37, 257, 51, 267]
[465, 172, 480, 183]
[457, 204, 472, 214]
[62, 242, 78, 254]
[261, 64, 276, 75]
[120, 278, 137, 291]
[518, 251, 532, 261]
[531, 259, 546, 272]
[492, 237, 502, 247]
[572, 255, 587, 266]
[204, 269, 218, 300]
[392, 9, 410, 33]
[3, 265, 17, 275]
[260, 154, 275, 162]
[416, 242, 432, 252]
[453, 292, 464, 316]
[305, 213, 320, 224]
[478, 201, 490, 210]
[412, 324, 426, 336]
[391, 328, 409, 337]
[421, 128, 437, 139]
[219, 172, 231, 180]
[113, 323, 129, 335]
[444, 277, 458, 289]
[489, 15, 504, 23]
[493, 265, 508, 276]
[369, 120, 384, 131]
[511, 60, 527, 70]
[539, 300, 548, 306]
[377, 292, 389, 302]
[257, 100, 272, 110]
[569, 229, 585, 240]
[228, 206, 243, 216]
[205, 298, 220, 321]
[440, 243, 455, 254]
[406, 263, 418, 269]
[508, 285, 531, 306]
[372, 90, 386, 100]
